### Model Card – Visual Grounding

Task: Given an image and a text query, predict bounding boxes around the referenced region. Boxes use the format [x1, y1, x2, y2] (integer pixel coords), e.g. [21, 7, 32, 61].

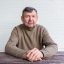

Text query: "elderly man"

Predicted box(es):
[5, 7, 58, 61]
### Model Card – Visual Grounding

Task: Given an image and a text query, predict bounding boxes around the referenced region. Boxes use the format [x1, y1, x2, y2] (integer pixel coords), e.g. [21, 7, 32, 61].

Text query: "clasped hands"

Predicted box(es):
[26, 48, 43, 61]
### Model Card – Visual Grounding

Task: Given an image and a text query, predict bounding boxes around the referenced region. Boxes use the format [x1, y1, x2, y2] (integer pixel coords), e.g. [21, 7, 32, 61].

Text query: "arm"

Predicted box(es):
[5, 27, 27, 59]
[40, 27, 58, 58]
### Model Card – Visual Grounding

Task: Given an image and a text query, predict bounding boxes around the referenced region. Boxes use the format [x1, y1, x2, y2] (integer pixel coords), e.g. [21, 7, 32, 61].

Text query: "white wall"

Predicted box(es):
[0, 0, 64, 52]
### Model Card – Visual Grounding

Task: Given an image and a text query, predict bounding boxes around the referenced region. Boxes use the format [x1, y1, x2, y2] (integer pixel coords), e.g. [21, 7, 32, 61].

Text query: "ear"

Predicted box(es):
[21, 16, 23, 22]
[21, 16, 22, 20]
[20, 16, 23, 23]
[36, 15, 38, 21]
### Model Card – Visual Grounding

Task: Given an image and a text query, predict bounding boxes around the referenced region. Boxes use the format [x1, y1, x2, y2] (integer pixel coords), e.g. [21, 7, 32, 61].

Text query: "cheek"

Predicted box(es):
[23, 18, 28, 23]
[34, 18, 37, 23]
[25, 17, 29, 21]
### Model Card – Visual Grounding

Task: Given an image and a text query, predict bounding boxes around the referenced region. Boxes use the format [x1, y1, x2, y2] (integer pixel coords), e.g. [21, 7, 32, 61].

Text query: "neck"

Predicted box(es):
[23, 24, 36, 31]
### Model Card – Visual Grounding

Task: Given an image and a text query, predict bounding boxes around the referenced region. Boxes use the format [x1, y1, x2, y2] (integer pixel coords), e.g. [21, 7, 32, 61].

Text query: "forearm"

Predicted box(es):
[40, 44, 58, 58]
[5, 44, 27, 59]
[5, 27, 27, 59]
[41, 27, 58, 58]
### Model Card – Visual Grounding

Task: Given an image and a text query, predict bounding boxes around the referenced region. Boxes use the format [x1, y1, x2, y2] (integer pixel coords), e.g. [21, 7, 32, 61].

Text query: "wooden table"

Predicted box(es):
[0, 52, 64, 64]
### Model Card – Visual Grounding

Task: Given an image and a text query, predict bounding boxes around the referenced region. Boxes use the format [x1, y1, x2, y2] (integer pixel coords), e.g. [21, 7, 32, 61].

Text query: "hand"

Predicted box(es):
[26, 48, 43, 61]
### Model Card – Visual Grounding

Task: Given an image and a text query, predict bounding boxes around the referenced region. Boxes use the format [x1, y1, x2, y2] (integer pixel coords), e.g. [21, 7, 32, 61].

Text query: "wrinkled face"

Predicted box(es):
[21, 10, 38, 28]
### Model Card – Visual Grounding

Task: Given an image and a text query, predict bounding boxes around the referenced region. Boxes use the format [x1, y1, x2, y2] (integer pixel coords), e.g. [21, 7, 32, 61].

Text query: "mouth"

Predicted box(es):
[28, 22, 33, 25]
[29, 23, 33, 24]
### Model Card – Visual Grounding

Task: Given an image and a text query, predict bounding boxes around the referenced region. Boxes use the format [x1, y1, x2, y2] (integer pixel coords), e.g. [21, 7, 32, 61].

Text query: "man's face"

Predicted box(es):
[21, 10, 38, 28]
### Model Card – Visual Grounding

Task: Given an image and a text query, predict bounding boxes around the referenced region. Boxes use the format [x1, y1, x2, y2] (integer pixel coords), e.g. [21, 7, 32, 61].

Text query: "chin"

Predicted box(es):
[28, 26, 34, 28]
[25, 24, 36, 28]
[28, 25, 34, 28]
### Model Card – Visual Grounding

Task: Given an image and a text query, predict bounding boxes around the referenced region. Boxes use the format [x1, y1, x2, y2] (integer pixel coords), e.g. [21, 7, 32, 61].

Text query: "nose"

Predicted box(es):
[29, 16, 32, 21]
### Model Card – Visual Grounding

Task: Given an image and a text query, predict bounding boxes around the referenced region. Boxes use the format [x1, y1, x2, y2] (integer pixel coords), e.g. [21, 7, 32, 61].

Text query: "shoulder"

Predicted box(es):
[15, 24, 23, 28]
[36, 24, 46, 31]
[36, 24, 49, 35]
[11, 24, 23, 32]
[13, 24, 23, 30]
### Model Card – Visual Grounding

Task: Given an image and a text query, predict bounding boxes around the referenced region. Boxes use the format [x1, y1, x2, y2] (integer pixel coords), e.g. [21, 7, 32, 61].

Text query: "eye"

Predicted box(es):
[25, 15, 29, 18]
[32, 15, 35, 17]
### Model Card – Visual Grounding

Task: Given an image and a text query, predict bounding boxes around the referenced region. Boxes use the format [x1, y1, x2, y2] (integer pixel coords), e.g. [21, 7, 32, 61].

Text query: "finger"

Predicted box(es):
[32, 54, 42, 61]
[33, 49, 43, 58]
[30, 48, 41, 59]
[28, 48, 40, 60]
[29, 50, 38, 59]
[26, 48, 38, 61]
[31, 53, 38, 61]
[31, 51, 41, 61]
[37, 58, 42, 61]
[27, 49, 42, 61]
[27, 48, 37, 57]
[30, 50, 43, 61]
[29, 50, 41, 61]
[31, 56, 42, 61]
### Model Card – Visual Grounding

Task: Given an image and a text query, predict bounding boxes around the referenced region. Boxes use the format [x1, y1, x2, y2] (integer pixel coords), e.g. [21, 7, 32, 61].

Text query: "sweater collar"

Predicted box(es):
[23, 24, 36, 31]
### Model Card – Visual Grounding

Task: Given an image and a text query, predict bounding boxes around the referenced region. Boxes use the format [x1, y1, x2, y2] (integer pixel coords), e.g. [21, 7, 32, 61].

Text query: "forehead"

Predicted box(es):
[23, 10, 37, 16]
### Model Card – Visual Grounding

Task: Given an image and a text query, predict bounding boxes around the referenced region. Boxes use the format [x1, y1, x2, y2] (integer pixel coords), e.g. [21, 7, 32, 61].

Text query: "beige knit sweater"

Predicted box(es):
[5, 24, 58, 58]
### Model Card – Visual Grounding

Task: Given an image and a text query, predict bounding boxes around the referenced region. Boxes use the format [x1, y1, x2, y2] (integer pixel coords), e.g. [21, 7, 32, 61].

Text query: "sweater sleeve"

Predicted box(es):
[5, 27, 27, 59]
[40, 27, 58, 58]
